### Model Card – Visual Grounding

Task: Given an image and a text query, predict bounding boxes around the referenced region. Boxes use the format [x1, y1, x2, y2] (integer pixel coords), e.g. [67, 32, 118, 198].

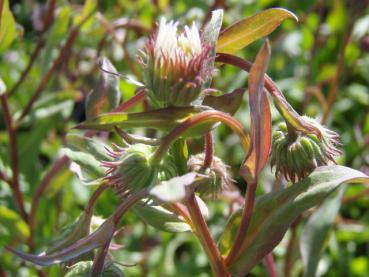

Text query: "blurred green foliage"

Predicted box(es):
[1, 0, 369, 276]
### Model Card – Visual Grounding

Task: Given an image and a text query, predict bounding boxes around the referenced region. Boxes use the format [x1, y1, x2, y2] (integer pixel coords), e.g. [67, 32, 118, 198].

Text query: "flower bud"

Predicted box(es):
[102, 143, 177, 197]
[140, 18, 213, 108]
[271, 117, 341, 182]
[187, 153, 233, 199]
[65, 261, 125, 277]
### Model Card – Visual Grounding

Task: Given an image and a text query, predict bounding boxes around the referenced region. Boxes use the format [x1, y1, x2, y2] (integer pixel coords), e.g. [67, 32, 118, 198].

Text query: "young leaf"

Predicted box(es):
[0, 0, 17, 53]
[300, 187, 345, 277]
[202, 88, 245, 115]
[241, 41, 272, 182]
[85, 58, 121, 119]
[216, 8, 297, 54]
[218, 165, 369, 276]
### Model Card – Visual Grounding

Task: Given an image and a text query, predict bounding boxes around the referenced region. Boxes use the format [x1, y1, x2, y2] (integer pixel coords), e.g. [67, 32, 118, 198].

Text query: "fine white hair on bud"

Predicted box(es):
[140, 17, 214, 108]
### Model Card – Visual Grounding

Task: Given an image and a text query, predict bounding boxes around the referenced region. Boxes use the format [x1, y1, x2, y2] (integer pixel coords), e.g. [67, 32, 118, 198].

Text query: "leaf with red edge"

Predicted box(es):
[241, 41, 272, 182]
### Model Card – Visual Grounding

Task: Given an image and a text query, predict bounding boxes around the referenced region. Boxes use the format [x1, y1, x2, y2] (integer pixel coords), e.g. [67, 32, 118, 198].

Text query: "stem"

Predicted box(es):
[112, 88, 146, 112]
[151, 110, 250, 164]
[0, 95, 27, 221]
[224, 180, 257, 266]
[203, 132, 214, 169]
[185, 191, 230, 277]
[264, 253, 278, 277]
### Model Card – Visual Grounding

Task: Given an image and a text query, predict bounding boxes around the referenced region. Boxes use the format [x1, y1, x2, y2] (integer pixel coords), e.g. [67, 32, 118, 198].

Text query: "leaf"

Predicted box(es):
[73, 0, 96, 30]
[0, 206, 30, 247]
[150, 173, 198, 202]
[300, 187, 345, 277]
[0, 0, 17, 53]
[75, 106, 209, 131]
[216, 8, 298, 54]
[133, 201, 191, 233]
[218, 166, 369, 276]
[241, 41, 272, 182]
[66, 134, 111, 162]
[8, 216, 116, 266]
[203, 9, 223, 53]
[86, 58, 121, 119]
[202, 88, 245, 115]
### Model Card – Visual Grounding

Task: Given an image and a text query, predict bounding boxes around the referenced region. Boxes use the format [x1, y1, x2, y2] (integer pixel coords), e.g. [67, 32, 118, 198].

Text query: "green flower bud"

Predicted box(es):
[103, 143, 177, 197]
[187, 153, 233, 199]
[65, 261, 125, 277]
[140, 18, 214, 108]
[271, 118, 341, 182]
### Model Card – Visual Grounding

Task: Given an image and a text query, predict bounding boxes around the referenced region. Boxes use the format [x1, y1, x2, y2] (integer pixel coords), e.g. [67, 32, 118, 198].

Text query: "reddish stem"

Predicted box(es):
[203, 132, 214, 169]
[185, 191, 230, 277]
[264, 253, 278, 277]
[85, 182, 110, 214]
[111, 88, 146, 112]
[0, 95, 27, 221]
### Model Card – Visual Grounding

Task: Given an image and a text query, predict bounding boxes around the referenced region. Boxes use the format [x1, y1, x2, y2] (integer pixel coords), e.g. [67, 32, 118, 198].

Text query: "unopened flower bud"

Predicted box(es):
[271, 117, 341, 182]
[65, 261, 125, 277]
[140, 18, 214, 108]
[102, 143, 177, 197]
[187, 153, 233, 199]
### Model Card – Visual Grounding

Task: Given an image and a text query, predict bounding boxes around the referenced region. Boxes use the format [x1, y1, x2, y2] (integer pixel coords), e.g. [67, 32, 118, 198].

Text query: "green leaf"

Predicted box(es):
[86, 58, 121, 119]
[202, 88, 245, 115]
[0, 206, 30, 247]
[73, 0, 96, 30]
[0, 0, 17, 53]
[300, 187, 345, 277]
[75, 106, 209, 131]
[150, 173, 198, 202]
[216, 8, 297, 54]
[133, 201, 191, 233]
[218, 166, 369, 276]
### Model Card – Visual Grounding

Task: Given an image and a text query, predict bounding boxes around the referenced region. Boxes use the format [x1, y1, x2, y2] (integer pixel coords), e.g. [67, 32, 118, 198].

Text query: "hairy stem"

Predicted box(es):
[203, 132, 214, 169]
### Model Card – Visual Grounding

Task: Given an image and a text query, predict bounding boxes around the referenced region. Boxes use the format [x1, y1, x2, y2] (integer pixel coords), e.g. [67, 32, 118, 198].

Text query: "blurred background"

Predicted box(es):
[1, 0, 369, 276]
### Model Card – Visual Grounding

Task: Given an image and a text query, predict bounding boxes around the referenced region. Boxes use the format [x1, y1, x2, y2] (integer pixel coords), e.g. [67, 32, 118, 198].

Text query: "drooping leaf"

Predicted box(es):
[0, 206, 30, 247]
[202, 88, 245, 115]
[0, 0, 17, 53]
[85, 58, 121, 119]
[150, 173, 198, 202]
[8, 216, 116, 266]
[241, 41, 272, 182]
[76, 106, 209, 131]
[133, 201, 191, 233]
[218, 166, 369, 276]
[216, 8, 297, 54]
[300, 187, 345, 277]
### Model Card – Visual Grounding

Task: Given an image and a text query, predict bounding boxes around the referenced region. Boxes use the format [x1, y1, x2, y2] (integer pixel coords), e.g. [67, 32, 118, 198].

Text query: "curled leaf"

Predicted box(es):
[202, 88, 245, 115]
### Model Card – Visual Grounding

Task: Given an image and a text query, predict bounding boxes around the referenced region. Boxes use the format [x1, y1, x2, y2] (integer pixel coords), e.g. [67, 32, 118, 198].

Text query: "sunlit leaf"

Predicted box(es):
[86, 58, 121, 119]
[300, 187, 344, 277]
[73, 0, 96, 30]
[216, 8, 297, 54]
[0, 0, 17, 53]
[0, 206, 30, 247]
[219, 166, 369, 276]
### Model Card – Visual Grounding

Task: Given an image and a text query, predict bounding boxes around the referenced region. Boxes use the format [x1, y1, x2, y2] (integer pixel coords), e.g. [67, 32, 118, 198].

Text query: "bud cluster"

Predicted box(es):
[271, 117, 341, 182]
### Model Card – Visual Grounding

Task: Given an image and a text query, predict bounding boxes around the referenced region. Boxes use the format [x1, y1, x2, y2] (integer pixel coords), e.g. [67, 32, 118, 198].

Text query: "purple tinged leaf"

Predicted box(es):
[202, 88, 245, 115]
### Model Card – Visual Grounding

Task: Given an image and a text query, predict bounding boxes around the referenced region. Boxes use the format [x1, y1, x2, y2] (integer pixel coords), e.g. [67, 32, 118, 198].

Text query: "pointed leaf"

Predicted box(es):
[241, 41, 272, 182]
[133, 201, 191, 233]
[216, 8, 297, 54]
[300, 187, 345, 277]
[218, 166, 369, 276]
[203, 9, 223, 49]
[86, 58, 121, 119]
[8, 217, 115, 266]
[0, 0, 17, 53]
[202, 88, 245, 115]
[75, 106, 209, 131]
[66, 134, 111, 161]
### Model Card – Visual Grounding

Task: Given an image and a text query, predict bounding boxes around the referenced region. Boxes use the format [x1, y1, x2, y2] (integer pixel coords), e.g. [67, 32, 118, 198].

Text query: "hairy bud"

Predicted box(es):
[271, 117, 341, 182]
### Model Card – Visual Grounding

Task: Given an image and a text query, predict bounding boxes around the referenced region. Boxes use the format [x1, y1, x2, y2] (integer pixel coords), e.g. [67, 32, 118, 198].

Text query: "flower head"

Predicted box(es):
[140, 18, 213, 108]
[271, 118, 341, 182]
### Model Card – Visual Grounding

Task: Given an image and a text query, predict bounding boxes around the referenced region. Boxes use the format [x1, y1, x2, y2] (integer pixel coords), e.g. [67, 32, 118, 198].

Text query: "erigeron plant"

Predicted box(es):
[8, 8, 369, 277]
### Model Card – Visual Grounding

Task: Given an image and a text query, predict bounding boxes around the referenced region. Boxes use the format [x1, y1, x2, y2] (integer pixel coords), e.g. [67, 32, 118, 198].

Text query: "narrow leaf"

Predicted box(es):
[218, 166, 369, 276]
[241, 41, 272, 182]
[300, 187, 345, 277]
[202, 88, 245, 115]
[85, 58, 121, 119]
[75, 106, 209, 131]
[216, 8, 297, 54]
[0, 0, 17, 53]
